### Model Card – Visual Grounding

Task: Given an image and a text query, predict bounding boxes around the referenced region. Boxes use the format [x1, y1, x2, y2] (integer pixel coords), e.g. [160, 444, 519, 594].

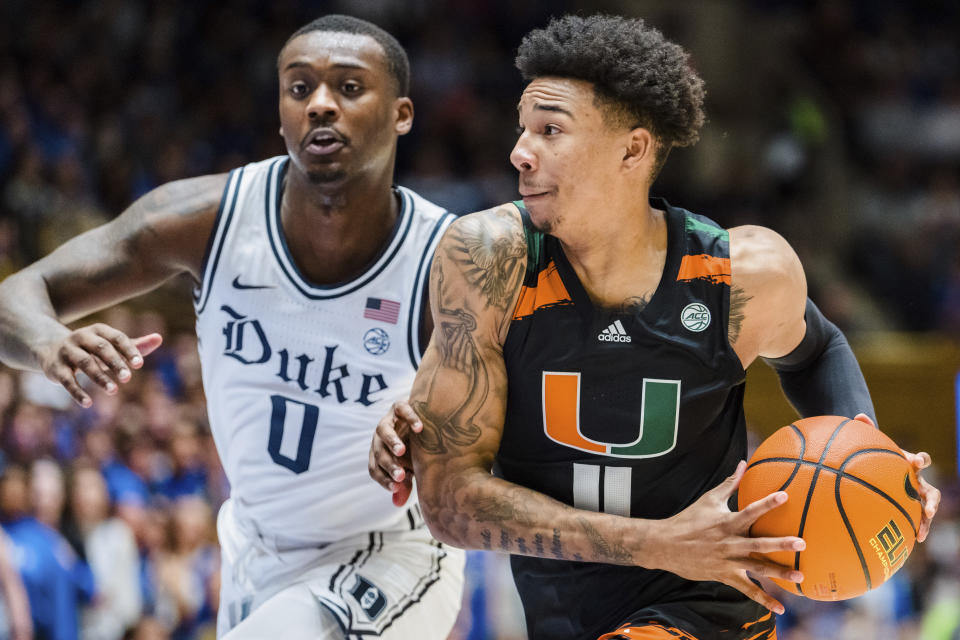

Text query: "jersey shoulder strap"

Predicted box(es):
[513, 200, 547, 285]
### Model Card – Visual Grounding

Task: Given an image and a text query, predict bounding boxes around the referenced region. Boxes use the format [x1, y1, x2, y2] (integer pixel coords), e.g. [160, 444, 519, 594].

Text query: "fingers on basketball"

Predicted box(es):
[739, 416, 923, 600]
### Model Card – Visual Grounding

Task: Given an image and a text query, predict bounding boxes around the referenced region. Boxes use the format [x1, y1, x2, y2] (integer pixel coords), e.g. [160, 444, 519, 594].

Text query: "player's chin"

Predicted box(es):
[306, 167, 349, 186]
[527, 208, 558, 235]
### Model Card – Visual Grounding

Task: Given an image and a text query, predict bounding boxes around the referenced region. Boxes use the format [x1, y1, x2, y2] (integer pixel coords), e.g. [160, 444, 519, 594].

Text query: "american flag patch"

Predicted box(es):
[364, 297, 401, 324]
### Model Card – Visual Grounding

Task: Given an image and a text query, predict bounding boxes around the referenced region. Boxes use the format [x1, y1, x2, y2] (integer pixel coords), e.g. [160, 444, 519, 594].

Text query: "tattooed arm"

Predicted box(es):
[408, 208, 807, 614]
[412, 205, 642, 563]
[0, 174, 228, 405]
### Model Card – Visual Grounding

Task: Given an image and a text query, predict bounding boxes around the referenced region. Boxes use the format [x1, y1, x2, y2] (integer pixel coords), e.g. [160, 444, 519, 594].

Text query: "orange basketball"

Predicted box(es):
[737, 416, 922, 601]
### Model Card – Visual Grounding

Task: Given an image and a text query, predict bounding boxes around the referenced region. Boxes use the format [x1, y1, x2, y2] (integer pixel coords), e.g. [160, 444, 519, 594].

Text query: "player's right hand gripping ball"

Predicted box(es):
[738, 415, 922, 600]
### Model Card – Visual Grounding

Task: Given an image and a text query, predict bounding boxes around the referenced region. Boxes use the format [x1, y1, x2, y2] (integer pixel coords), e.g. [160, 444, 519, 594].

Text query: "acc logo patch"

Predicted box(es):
[363, 328, 390, 355]
[349, 576, 387, 620]
[681, 303, 711, 332]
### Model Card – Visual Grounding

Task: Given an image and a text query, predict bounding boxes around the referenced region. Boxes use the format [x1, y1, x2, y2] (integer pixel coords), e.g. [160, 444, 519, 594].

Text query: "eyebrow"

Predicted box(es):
[516, 102, 575, 119]
[283, 60, 369, 72]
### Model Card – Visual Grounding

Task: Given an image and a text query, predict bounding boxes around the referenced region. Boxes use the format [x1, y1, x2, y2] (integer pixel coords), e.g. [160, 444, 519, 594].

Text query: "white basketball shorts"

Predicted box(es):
[216, 498, 465, 639]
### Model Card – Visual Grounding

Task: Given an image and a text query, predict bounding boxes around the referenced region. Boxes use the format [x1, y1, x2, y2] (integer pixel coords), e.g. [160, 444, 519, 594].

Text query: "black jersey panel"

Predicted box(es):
[500, 200, 759, 639]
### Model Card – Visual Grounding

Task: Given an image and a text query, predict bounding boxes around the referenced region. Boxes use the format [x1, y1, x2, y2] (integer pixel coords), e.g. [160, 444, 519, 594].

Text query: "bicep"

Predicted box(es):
[30, 173, 227, 323]
[410, 209, 524, 481]
[410, 336, 507, 471]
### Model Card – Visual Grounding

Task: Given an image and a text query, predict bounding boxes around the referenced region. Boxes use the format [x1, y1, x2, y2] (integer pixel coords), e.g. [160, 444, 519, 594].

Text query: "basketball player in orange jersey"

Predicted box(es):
[0, 15, 465, 640]
[368, 14, 941, 640]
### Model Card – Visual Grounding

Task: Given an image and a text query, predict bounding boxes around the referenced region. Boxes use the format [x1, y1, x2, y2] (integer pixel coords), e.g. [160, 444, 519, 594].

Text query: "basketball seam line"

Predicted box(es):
[779, 423, 806, 593]
[834, 463, 873, 592]
[746, 450, 919, 536]
[838, 450, 919, 533]
[793, 419, 851, 596]
[776, 424, 807, 493]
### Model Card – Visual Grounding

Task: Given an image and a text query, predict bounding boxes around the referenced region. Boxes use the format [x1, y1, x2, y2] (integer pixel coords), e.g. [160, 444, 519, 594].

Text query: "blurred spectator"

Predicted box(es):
[153, 421, 207, 503]
[66, 460, 141, 639]
[0, 519, 32, 640]
[1, 461, 94, 640]
[153, 498, 217, 640]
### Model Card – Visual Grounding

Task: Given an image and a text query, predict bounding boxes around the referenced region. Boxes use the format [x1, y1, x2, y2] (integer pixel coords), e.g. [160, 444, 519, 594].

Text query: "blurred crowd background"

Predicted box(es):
[0, 0, 958, 639]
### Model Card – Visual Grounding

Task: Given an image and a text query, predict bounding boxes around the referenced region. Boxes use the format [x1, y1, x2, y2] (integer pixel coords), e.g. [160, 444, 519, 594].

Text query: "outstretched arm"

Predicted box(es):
[410, 206, 803, 614]
[0, 173, 228, 405]
[728, 225, 940, 541]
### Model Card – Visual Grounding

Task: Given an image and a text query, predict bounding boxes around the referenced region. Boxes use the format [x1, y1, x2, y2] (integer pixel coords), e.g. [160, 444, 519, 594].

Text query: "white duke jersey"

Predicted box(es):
[193, 156, 454, 543]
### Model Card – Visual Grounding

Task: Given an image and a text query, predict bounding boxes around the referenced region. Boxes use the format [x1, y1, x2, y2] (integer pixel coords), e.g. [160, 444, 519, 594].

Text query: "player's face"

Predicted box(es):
[511, 77, 631, 235]
[278, 31, 412, 188]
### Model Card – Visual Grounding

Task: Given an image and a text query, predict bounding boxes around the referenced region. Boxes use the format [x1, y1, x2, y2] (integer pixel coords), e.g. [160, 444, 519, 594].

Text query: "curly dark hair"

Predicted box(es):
[516, 14, 705, 175]
[281, 14, 410, 97]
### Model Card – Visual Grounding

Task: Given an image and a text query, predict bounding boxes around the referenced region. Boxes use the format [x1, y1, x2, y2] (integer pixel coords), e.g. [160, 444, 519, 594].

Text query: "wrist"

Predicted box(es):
[629, 516, 665, 570]
[33, 326, 71, 366]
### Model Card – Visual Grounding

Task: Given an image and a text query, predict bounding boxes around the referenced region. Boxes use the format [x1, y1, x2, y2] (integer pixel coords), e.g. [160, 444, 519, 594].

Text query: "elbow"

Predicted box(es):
[420, 505, 459, 547]
[415, 471, 472, 548]
[416, 482, 458, 546]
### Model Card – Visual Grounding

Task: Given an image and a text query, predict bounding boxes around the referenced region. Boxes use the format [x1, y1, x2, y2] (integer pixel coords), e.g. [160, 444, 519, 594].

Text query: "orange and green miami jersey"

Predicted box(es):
[497, 199, 775, 640]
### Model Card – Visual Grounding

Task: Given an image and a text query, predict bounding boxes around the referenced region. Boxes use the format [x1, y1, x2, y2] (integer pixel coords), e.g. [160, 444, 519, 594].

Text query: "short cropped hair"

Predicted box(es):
[516, 14, 705, 175]
[283, 15, 410, 97]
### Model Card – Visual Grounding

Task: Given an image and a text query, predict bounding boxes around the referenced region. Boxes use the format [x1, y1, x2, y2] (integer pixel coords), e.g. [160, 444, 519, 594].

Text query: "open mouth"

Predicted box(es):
[304, 129, 346, 156]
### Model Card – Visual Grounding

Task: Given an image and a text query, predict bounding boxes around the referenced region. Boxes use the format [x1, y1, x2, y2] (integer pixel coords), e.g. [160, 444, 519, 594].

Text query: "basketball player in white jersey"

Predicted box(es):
[0, 15, 464, 639]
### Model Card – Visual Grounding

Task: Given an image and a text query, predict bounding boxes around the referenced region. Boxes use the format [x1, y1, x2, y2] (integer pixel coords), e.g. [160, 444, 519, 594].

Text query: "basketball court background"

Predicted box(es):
[0, 1, 957, 638]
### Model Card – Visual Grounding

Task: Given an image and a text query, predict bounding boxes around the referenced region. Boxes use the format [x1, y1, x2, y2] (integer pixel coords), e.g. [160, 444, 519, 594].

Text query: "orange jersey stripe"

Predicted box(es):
[741, 612, 773, 630]
[596, 617, 775, 640]
[597, 622, 699, 639]
[512, 261, 573, 320]
[676, 254, 732, 285]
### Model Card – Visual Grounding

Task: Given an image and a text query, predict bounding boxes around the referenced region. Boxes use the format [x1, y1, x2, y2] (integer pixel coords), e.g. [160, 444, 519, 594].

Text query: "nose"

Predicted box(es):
[510, 134, 537, 173]
[307, 83, 340, 122]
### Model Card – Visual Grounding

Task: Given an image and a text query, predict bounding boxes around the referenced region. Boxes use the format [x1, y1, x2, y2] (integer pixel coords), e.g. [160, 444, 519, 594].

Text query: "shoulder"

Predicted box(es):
[133, 173, 230, 222]
[118, 173, 230, 237]
[439, 203, 526, 266]
[728, 225, 801, 283]
[727, 225, 808, 363]
[433, 204, 528, 338]
[118, 173, 231, 277]
[446, 203, 524, 239]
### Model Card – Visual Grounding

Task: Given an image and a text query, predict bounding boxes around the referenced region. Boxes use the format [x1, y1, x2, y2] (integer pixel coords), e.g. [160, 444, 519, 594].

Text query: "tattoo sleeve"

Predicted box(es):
[410, 207, 646, 567]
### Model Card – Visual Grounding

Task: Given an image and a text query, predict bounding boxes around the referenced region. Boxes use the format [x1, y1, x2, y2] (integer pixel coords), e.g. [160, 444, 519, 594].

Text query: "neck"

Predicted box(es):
[556, 189, 668, 307]
[280, 163, 399, 285]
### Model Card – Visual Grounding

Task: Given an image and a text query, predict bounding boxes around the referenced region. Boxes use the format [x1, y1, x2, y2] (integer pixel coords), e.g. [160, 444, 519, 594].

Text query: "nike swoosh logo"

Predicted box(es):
[231, 276, 274, 290]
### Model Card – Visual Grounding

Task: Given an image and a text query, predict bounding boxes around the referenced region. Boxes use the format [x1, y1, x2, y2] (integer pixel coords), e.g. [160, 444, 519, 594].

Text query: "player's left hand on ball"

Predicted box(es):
[899, 448, 940, 543]
[368, 400, 423, 507]
[652, 461, 803, 615]
[853, 413, 940, 543]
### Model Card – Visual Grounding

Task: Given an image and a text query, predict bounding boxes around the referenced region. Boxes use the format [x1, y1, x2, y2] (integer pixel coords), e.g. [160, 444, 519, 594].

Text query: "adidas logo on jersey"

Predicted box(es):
[598, 320, 632, 343]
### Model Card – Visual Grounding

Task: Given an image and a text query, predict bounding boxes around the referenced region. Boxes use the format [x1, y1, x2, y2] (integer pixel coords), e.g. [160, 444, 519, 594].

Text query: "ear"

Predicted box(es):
[394, 97, 414, 136]
[279, 126, 284, 138]
[621, 127, 656, 173]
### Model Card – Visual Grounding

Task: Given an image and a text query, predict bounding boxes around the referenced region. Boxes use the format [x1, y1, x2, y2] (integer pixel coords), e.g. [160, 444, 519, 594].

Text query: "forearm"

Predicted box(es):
[0, 270, 71, 370]
[764, 298, 876, 423]
[417, 465, 655, 566]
